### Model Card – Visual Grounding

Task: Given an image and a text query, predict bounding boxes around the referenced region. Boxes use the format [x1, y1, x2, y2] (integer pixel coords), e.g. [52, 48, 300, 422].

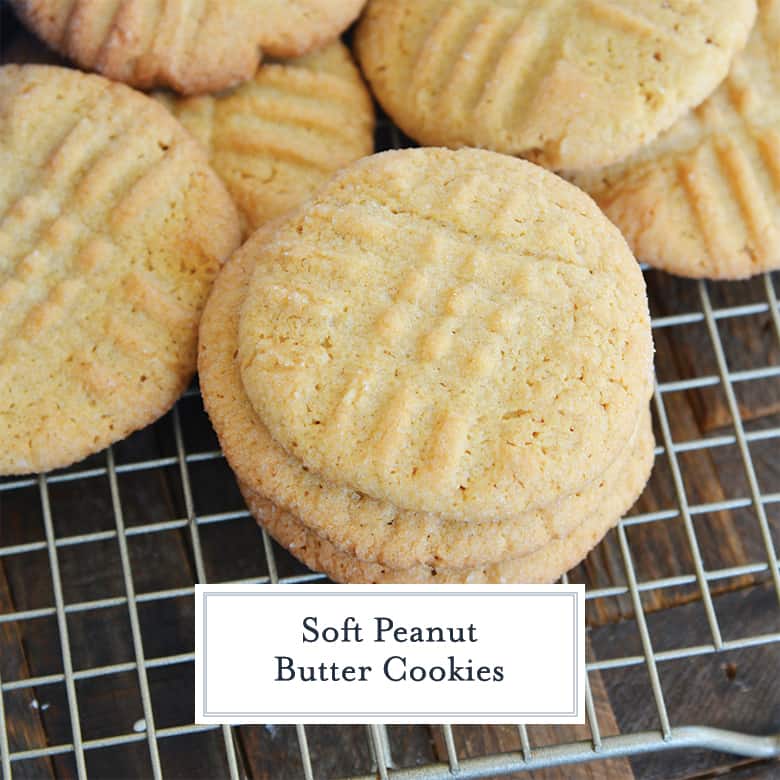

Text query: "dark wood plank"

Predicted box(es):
[645, 272, 780, 432]
[590, 581, 780, 780]
[574, 301, 776, 626]
[233, 724, 397, 780]
[239, 723, 439, 779]
[691, 759, 780, 778]
[110, 421, 237, 779]
[0, 478, 80, 779]
[386, 725, 438, 773]
[431, 640, 634, 780]
[0, 420, 231, 778]
[0, 558, 55, 779]
[631, 269, 779, 608]
[157, 729, 242, 780]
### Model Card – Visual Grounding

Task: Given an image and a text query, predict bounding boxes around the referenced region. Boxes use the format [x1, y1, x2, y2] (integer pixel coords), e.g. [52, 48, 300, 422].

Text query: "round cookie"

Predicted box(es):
[245, 417, 653, 583]
[199, 221, 653, 569]
[0, 65, 241, 474]
[236, 148, 653, 522]
[10, 0, 367, 95]
[239, 407, 653, 583]
[354, 0, 757, 170]
[571, 0, 780, 279]
[156, 42, 375, 235]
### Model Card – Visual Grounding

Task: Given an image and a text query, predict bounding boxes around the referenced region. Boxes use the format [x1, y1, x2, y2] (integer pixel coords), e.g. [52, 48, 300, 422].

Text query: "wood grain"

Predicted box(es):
[0, 11, 779, 778]
[575, 268, 779, 628]
[431, 641, 634, 779]
[647, 273, 780, 432]
[0, 559, 55, 779]
[590, 581, 780, 780]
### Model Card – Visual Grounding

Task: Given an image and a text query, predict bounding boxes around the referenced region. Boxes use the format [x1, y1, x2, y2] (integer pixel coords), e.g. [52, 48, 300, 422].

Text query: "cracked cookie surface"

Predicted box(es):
[355, 0, 756, 170]
[10, 0, 366, 94]
[0, 65, 241, 474]
[199, 226, 654, 574]
[236, 149, 653, 521]
[571, 0, 780, 279]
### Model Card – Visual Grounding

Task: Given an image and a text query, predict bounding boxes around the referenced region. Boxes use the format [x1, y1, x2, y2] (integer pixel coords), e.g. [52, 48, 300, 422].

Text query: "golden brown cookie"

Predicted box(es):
[199, 227, 653, 571]
[156, 42, 375, 235]
[572, 0, 780, 279]
[236, 149, 653, 522]
[239, 408, 653, 583]
[355, 0, 757, 170]
[0, 65, 241, 474]
[10, 0, 367, 95]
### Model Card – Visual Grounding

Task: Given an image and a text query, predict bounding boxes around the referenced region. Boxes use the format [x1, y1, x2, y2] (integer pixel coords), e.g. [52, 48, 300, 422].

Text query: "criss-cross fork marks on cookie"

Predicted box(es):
[10, 0, 367, 94]
[0, 66, 240, 473]
[158, 43, 374, 234]
[356, 0, 757, 169]
[574, 1, 780, 278]
[237, 149, 652, 522]
[199, 230, 654, 580]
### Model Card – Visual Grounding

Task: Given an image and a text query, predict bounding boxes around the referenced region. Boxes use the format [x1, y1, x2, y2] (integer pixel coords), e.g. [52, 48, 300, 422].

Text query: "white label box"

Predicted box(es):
[195, 584, 584, 725]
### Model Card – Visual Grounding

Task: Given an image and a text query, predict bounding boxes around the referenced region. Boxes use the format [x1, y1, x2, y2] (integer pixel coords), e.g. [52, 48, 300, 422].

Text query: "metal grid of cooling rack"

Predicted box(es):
[1, 119, 780, 777]
[0, 278, 779, 779]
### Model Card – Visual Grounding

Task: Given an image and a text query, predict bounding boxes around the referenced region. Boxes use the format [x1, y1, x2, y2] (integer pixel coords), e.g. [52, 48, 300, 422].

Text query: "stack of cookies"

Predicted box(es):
[16, 0, 775, 581]
[199, 147, 655, 583]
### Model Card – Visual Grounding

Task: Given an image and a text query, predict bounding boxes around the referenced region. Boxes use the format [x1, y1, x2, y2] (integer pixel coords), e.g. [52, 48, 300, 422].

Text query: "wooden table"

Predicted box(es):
[1, 8, 779, 777]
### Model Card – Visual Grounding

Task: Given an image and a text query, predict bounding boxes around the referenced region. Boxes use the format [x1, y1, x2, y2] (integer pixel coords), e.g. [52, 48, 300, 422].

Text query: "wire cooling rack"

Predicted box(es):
[2, 110, 780, 778]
